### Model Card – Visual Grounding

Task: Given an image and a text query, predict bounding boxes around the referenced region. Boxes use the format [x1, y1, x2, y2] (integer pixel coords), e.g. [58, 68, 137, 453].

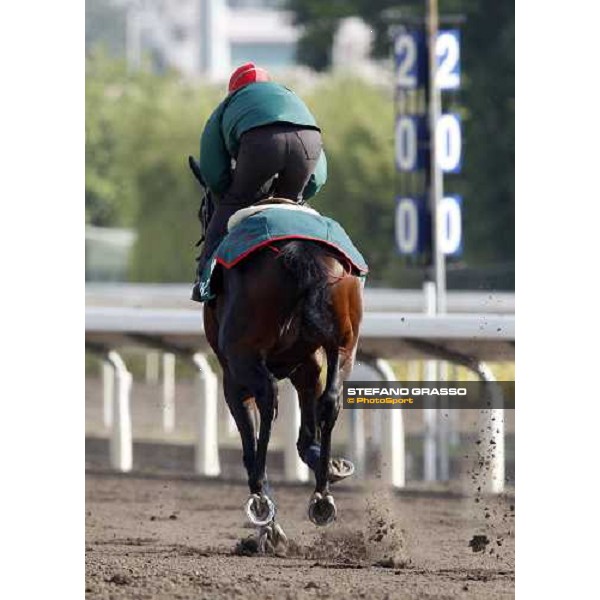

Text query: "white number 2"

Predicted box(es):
[395, 34, 418, 89]
[436, 31, 460, 90]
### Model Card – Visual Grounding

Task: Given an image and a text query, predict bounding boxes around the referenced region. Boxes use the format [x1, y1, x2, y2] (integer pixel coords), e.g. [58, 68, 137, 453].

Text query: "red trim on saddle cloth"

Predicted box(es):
[214, 235, 368, 273]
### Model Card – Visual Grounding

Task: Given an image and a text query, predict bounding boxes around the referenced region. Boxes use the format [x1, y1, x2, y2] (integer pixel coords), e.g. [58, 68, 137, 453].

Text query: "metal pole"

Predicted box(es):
[371, 401, 382, 459]
[106, 351, 133, 472]
[376, 358, 405, 488]
[145, 351, 160, 384]
[448, 363, 460, 445]
[427, 0, 447, 314]
[227, 412, 237, 436]
[282, 381, 310, 483]
[437, 361, 450, 481]
[349, 410, 366, 479]
[192, 353, 221, 476]
[474, 362, 505, 494]
[162, 353, 176, 433]
[102, 360, 114, 428]
[423, 281, 438, 482]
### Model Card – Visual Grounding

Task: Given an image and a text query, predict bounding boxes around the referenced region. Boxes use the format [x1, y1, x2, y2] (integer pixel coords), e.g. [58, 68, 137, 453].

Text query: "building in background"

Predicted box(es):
[331, 16, 388, 84]
[109, 0, 299, 79]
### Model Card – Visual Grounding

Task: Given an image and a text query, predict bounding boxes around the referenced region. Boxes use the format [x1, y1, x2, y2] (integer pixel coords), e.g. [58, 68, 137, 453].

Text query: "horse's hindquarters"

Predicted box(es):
[328, 274, 363, 378]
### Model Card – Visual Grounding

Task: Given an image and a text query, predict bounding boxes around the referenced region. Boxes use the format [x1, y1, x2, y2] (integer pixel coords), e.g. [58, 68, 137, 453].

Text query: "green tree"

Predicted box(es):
[456, 0, 514, 265]
[86, 50, 223, 280]
[85, 51, 135, 226]
[119, 76, 222, 281]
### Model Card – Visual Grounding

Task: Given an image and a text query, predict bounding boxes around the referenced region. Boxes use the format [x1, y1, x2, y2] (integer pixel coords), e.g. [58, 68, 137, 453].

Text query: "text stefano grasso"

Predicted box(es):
[346, 387, 468, 396]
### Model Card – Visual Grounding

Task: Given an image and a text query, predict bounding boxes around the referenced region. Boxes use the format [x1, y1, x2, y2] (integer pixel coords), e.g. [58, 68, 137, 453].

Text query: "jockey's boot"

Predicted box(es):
[190, 248, 212, 303]
[191, 277, 202, 303]
[190, 207, 232, 302]
[191, 252, 212, 303]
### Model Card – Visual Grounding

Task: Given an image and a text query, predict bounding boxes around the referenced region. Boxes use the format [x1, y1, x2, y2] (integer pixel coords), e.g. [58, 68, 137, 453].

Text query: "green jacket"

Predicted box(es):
[199, 82, 327, 199]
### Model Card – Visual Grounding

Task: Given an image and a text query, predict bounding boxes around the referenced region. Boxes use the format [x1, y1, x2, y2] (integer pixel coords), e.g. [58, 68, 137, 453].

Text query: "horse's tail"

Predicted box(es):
[278, 240, 337, 341]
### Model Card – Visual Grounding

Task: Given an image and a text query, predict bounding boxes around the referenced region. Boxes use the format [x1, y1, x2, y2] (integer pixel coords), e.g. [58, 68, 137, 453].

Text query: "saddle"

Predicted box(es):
[196, 204, 368, 302]
[227, 198, 319, 231]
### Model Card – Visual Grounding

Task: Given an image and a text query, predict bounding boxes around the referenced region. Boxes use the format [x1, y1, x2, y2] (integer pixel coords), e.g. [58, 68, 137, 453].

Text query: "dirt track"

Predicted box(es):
[85, 473, 514, 599]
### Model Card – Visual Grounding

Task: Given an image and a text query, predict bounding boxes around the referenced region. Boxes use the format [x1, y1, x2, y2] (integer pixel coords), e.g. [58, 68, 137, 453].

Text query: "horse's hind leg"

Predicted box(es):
[316, 347, 344, 495]
[289, 352, 323, 471]
[291, 352, 354, 483]
[308, 345, 343, 526]
[308, 277, 362, 526]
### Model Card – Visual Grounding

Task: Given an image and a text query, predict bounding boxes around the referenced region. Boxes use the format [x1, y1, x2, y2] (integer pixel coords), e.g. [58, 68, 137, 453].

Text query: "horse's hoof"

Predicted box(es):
[245, 493, 276, 527]
[328, 458, 355, 484]
[308, 492, 337, 527]
[257, 527, 270, 554]
[258, 521, 289, 556]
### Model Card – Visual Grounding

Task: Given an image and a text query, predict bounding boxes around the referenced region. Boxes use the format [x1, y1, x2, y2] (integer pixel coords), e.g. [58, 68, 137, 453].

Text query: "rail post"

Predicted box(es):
[474, 362, 505, 494]
[102, 360, 114, 428]
[423, 281, 439, 482]
[191, 353, 221, 476]
[145, 351, 160, 384]
[162, 352, 176, 433]
[349, 410, 366, 479]
[106, 350, 133, 472]
[282, 381, 310, 482]
[375, 358, 405, 488]
[438, 361, 451, 481]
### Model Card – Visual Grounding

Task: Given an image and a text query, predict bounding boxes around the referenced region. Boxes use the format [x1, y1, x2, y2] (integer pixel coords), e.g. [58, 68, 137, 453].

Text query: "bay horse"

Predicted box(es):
[190, 158, 363, 550]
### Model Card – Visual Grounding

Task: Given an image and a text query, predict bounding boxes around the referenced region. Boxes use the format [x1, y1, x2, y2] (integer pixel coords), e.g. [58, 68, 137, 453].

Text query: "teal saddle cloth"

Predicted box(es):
[198, 207, 368, 301]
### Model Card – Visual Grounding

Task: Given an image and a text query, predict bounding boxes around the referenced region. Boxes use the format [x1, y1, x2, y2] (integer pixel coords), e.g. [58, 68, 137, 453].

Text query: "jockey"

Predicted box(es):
[191, 62, 327, 302]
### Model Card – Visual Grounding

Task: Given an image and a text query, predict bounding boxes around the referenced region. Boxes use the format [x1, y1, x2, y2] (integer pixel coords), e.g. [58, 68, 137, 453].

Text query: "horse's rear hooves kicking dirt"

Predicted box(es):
[258, 521, 289, 555]
[329, 458, 355, 484]
[244, 493, 276, 527]
[308, 492, 337, 526]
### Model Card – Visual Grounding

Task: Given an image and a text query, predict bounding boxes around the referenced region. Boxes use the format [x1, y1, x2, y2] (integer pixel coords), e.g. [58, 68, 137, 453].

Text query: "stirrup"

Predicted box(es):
[191, 283, 202, 303]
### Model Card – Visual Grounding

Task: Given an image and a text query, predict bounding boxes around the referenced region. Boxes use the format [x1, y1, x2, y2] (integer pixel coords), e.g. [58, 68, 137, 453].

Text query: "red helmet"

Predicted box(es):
[228, 63, 271, 93]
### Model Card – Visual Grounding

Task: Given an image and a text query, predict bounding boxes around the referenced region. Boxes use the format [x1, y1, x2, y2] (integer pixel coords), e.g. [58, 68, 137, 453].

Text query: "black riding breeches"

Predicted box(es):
[198, 123, 322, 273]
[226, 122, 323, 205]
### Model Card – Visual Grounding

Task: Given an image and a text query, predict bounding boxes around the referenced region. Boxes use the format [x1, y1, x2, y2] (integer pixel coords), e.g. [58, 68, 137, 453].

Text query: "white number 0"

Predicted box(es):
[436, 114, 461, 172]
[396, 117, 418, 171]
[396, 199, 419, 253]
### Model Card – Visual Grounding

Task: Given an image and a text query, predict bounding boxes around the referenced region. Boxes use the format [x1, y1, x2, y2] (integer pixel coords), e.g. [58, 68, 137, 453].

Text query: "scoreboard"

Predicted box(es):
[394, 29, 463, 259]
